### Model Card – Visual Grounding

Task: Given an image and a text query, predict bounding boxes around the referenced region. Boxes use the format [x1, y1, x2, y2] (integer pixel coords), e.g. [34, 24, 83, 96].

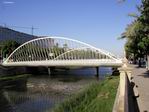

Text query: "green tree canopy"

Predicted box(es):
[120, 0, 149, 61]
[2, 40, 20, 58]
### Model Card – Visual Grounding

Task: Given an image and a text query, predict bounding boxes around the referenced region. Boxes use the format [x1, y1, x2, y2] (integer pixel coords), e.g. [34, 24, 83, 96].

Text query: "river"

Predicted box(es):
[0, 67, 112, 112]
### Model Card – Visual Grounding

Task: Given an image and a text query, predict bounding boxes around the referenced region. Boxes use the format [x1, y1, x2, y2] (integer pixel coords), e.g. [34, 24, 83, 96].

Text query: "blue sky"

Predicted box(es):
[0, 0, 141, 57]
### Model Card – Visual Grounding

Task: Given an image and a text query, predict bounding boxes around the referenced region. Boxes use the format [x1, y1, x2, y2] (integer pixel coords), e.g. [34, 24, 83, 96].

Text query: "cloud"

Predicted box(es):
[3, 1, 15, 4]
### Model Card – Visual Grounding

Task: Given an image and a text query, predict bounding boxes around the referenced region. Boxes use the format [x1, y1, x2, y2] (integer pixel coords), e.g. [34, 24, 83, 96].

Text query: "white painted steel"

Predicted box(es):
[2, 36, 122, 67]
[3, 60, 122, 67]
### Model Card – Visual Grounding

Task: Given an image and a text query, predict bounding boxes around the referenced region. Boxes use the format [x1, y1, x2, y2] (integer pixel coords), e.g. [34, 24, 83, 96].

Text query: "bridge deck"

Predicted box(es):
[2, 59, 122, 67]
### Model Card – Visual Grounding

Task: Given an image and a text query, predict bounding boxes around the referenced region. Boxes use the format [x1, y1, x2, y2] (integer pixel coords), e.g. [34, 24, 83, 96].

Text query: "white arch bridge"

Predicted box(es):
[2, 37, 122, 67]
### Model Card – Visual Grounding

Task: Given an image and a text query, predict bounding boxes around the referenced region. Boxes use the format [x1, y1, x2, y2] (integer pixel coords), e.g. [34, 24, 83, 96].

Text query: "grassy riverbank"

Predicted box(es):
[0, 74, 31, 81]
[52, 76, 119, 112]
[0, 74, 31, 90]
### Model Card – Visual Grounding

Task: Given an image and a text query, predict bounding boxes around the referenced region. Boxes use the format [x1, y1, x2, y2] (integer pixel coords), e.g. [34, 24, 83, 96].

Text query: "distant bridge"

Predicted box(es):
[2, 37, 122, 67]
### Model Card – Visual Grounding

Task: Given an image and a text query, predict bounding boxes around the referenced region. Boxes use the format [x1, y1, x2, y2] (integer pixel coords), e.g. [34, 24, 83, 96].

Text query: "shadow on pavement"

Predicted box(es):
[128, 78, 140, 112]
[137, 71, 149, 78]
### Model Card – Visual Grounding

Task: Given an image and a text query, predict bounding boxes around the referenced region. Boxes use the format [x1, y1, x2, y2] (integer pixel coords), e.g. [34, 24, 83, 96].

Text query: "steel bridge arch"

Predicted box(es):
[2, 36, 122, 66]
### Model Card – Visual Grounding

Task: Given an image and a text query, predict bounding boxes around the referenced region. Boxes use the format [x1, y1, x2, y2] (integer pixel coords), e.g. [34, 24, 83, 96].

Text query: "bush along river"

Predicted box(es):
[0, 67, 114, 112]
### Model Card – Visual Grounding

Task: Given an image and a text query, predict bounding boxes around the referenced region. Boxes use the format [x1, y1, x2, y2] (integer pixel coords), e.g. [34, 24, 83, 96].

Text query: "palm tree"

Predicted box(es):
[120, 20, 144, 65]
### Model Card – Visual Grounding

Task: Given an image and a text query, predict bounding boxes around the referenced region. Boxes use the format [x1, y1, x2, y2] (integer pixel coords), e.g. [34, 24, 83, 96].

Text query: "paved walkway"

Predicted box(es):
[132, 65, 149, 112]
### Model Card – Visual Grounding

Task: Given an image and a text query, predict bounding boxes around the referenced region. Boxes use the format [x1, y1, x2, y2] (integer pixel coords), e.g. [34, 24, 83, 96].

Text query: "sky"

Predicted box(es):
[0, 0, 141, 57]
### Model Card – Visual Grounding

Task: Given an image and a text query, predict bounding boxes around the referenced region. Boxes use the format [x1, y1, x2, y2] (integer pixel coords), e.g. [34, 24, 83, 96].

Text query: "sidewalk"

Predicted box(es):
[132, 65, 149, 112]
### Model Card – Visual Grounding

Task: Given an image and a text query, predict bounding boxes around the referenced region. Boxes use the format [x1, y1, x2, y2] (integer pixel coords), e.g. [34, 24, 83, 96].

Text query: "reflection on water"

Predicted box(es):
[0, 67, 112, 112]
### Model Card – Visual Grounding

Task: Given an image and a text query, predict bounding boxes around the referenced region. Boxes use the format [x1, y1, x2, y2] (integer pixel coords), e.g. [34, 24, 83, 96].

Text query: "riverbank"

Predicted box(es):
[0, 74, 99, 112]
[0, 67, 114, 112]
[0, 74, 31, 91]
[52, 76, 119, 112]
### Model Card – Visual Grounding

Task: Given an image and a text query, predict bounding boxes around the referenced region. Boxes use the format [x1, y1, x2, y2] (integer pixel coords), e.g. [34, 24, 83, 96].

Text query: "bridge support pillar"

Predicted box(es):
[96, 67, 99, 78]
[48, 67, 51, 76]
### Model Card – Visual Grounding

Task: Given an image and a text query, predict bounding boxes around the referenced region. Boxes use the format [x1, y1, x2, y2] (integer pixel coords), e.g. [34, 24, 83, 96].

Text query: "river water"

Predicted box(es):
[0, 67, 112, 112]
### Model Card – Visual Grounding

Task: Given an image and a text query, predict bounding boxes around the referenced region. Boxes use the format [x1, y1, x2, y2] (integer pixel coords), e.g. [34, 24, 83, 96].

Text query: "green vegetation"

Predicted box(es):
[0, 74, 31, 90]
[1, 40, 20, 58]
[52, 76, 119, 112]
[0, 74, 31, 81]
[120, 0, 149, 66]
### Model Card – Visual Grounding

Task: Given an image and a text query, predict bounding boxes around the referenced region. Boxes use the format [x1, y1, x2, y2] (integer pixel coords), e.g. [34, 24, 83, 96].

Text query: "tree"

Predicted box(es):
[2, 40, 20, 58]
[138, 0, 149, 68]
[138, 0, 149, 54]
[120, 0, 149, 67]
[120, 21, 144, 64]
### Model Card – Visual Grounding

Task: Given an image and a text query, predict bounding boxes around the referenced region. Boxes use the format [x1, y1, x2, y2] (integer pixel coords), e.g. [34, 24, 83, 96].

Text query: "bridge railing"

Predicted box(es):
[113, 68, 130, 112]
[3, 37, 120, 65]
[113, 59, 139, 112]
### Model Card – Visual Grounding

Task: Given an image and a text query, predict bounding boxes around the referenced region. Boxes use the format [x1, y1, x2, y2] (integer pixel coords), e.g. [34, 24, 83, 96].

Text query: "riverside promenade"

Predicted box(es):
[132, 65, 149, 112]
